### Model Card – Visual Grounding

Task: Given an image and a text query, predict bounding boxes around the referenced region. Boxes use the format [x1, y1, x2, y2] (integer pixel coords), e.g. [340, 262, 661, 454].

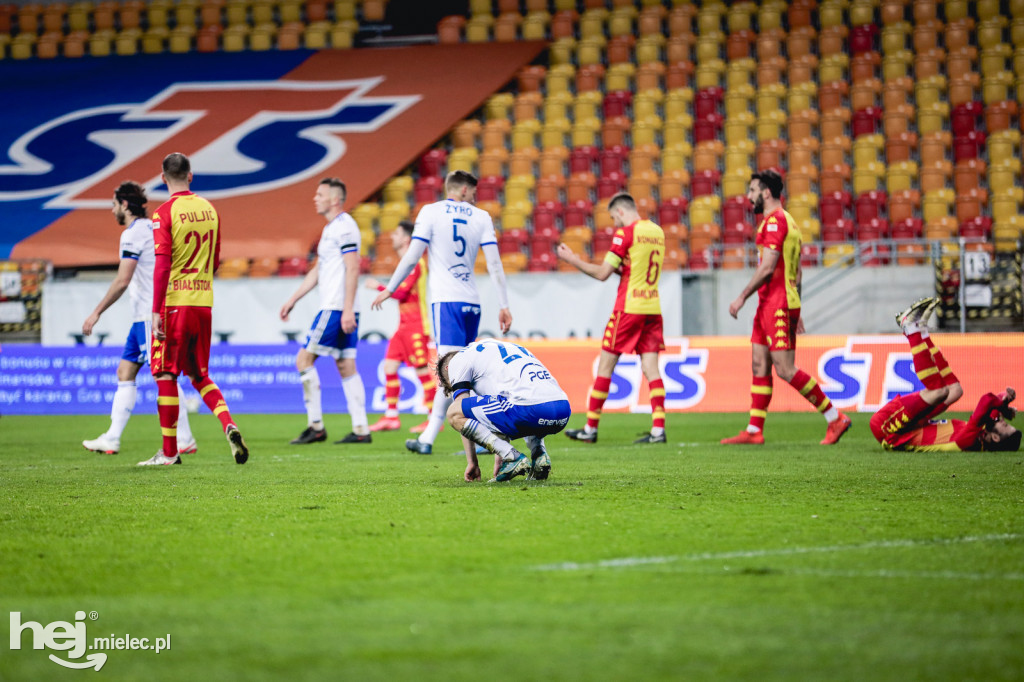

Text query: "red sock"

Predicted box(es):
[192, 376, 234, 432]
[923, 336, 959, 387]
[749, 376, 773, 432]
[384, 372, 401, 414]
[649, 378, 665, 431]
[587, 375, 612, 430]
[417, 370, 436, 413]
[789, 369, 833, 414]
[906, 331, 943, 390]
[156, 377, 179, 456]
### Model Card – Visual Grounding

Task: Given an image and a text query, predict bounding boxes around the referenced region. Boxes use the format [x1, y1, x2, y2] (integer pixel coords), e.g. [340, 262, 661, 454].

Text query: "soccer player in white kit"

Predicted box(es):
[436, 339, 569, 482]
[372, 170, 512, 455]
[281, 178, 370, 445]
[81, 181, 196, 456]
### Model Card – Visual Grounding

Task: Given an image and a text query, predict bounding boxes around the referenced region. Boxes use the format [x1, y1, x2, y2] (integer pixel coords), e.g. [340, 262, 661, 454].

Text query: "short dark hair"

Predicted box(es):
[446, 170, 478, 192]
[608, 192, 637, 212]
[751, 169, 784, 199]
[435, 350, 460, 397]
[397, 219, 414, 237]
[162, 153, 191, 182]
[988, 427, 1022, 452]
[114, 181, 147, 218]
[320, 177, 346, 201]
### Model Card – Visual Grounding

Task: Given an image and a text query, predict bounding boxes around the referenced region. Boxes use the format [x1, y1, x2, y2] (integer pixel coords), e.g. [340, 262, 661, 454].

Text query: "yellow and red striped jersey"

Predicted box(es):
[152, 191, 220, 309]
[755, 207, 802, 309]
[604, 219, 664, 315]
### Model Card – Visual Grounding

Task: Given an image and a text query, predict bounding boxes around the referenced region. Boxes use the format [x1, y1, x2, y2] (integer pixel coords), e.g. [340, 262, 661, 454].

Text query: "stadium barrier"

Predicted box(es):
[2, 334, 1021, 417]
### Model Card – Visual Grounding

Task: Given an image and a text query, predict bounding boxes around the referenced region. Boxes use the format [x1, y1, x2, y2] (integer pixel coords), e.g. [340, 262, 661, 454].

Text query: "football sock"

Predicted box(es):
[175, 383, 194, 446]
[156, 377, 179, 457]
[192, 377, 234, 432]
[384, 372, 401, 417]
[299, 366, 323, 428]
[789, 369, 834, 419]
[460, 419, 516, 460]
[108, 380, 137, 440]
[523, 435, 547, 459]
[748, 376, 772, 433]
[649, 378, 666, 433]
[342, 373, 368, 433]
[906, 328, 943, 390]
[923, 336, 959, 387]
[417, 368, 436, 414]
[419, 393, 451, 444]
[586, 375, 612, 431]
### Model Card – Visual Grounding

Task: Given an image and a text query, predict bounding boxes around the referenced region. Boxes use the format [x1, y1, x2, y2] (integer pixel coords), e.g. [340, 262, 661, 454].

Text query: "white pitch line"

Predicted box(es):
[530, 533, 1023, 573]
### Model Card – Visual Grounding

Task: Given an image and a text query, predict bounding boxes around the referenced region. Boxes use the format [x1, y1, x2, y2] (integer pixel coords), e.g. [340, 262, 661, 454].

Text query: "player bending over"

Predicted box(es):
[870, 297, 1020, 453]
[435, 339, 570, 482]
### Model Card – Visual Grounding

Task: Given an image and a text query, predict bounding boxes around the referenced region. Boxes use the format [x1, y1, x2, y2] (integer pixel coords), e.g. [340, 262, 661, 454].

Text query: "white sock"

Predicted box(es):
[583, 424, 597, 435]
[824, 406, 839, 422]
[461, 419, 517, 460]
[523, 435, 547, 459]
[107, 381, 137, 440]
[904, 322, 927, 336]
[747, 425, 762, 434]
[300, 366, 323, 428]
[419, 392, 452, 445]
[175, 383, 194, 445]
[651, 426, 665, 437]
[342, 373, 368, 432]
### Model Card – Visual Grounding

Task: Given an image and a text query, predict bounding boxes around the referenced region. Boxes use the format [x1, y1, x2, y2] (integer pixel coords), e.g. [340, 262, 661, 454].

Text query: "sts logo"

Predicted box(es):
[603, 337, 709, 412]
[817, 336, 924, 412]
[0, 78, 418, 207]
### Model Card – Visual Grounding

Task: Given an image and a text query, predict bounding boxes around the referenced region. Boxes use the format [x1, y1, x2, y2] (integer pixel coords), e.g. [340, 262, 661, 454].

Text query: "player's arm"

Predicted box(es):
[280, 260, 319, 321]
[340, 250, 360, 333]
[482, 242, 512, 334]
[386, 262, 420, 303]
[151, 210, 172, 341]
[953, 392, 1006, 450]
[555, 242, 616, 281]
[83, 257, 137, 336]
[729, 248, 779, 318]
[373, 238, 427, 309]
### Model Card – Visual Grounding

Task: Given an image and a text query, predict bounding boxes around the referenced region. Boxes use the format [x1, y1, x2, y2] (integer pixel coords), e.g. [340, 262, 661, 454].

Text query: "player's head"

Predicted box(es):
[315, 177, 346, 217]
[749, 169, 784, 213]
[984, 419, 1022, 452]
[608, 192, 639, 227]
[112, 181, 147, 224]
[434, 350, 461, 397]
[445, 170, 478, 203]
[391, 220, 414, 250]
[161, 153, 192, 187]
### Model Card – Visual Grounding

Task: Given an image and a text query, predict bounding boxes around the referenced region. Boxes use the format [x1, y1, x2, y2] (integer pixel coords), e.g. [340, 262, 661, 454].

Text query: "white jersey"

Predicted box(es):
[446, 339, 568, 406]
[120, 218, 155, 322]
[412, 199, 498, 304]
[317, 212, 361, 312]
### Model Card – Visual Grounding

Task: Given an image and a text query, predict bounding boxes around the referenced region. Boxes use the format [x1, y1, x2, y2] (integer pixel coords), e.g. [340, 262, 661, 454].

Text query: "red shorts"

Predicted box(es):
[869, 392, 928, 449]
[601, 311, 665, 355]
[385, 325, 430, 368]
[752, 300, 799, 351]
[151, 306, 211, 379]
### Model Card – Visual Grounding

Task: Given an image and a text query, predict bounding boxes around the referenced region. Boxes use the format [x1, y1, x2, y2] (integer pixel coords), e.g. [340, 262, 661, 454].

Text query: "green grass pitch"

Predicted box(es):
[1, 411, 1022, 681]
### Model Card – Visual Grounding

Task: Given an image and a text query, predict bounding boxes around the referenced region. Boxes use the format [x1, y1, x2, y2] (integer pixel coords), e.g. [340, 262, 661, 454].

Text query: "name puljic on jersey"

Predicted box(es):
[176, 209, 217, 224]
[171, 279, 212, 291]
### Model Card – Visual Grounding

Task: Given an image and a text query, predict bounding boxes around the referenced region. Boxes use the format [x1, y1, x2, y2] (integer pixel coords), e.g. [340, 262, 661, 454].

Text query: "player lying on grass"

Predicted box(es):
[435, 339, 570, 482]
[870, 297, 1021, 453]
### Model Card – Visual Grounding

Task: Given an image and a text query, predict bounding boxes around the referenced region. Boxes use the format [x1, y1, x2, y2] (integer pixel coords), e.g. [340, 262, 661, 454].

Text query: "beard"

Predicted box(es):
[114, 209, 127, 225]
[750, 195, 764, 214]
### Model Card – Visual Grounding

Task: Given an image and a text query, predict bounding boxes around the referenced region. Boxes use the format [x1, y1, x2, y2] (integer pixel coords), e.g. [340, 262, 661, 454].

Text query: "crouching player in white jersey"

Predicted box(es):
[372, 170, 512, 456]
[436, 339, 570, 482]
[81, 181, 196, 456]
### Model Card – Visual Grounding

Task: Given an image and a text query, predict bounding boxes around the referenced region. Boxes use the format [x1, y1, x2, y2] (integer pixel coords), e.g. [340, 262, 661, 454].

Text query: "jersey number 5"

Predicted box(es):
[452, 218, 467, 257]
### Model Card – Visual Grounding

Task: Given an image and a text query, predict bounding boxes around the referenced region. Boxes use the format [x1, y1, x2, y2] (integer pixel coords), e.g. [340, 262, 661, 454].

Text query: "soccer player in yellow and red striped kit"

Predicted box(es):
[722, 169, 852, 446]
[364, 220, 436, 433]
[556, 192, 668, 444]
[140, 152, 249, 466]
[870, 297, 1020, 452]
